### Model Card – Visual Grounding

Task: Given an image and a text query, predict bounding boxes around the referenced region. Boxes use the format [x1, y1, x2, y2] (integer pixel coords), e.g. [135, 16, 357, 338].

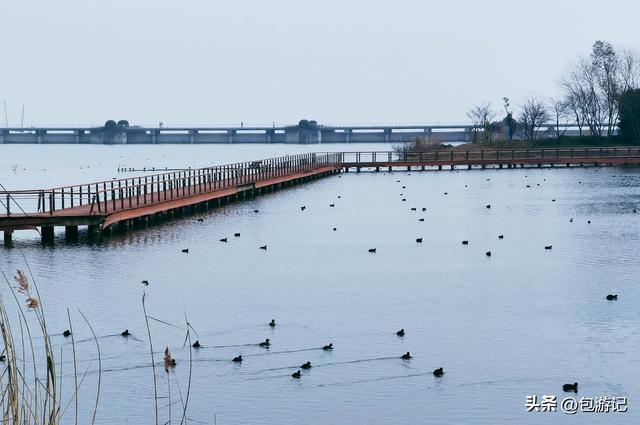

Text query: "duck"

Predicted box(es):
[396, 329, 405, 337]
[301, 361, 312, 369]
[219, 237, 228, 243]
[587, 220, 591, 224]
[197, 218, 204, 222]
[338, 196, 341, 199]
[329, 204, 335, 207]
[292, 370, 301, 379]
[485, 251, 492, 257]
[570, 218, 573, 223]
[368, 248, 377, 253]
[333, 227, 337, 231]
[443, 192, 448, 195]
[0, 355, 5, 362]
[234, 233, 241, 237]
[416, 238, 423, 243]
[402, 186, 406, 189]
[498, 235, 504, 239]
[269, 319, 276, 327]
[181, 249, 189, 253]
[410, 207, 417, 211]
[422, 208, 426, 212]
[171, 359, 177, 367]
[323, 343, 333, 351]
[419, 218, 425, 222]
[486, 204, 491, 209]
[544, 245, 552, 250]
[402, 198, 406, 202]
[141, 280, 149, 285]
[121, 329, 130, 337]
[563, 382, 578, 392]
[192, 340, 201, 348]
[63, 330, 71, 337]
[462, 240, 469, 245]
[433, 367, 444, 377]
[260, 245, 267, 250]
[401, 352, 412, 360]
[606, 294, 618, 301]
[253, 209, 259, 213]
[259, 339, 270, 348]
[300, 206, 306, 211]
[232, 355, 243, 363]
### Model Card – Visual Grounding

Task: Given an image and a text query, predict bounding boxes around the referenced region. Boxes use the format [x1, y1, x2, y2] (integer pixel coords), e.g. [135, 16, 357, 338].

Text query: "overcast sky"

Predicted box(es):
[1, 0, 639, 127]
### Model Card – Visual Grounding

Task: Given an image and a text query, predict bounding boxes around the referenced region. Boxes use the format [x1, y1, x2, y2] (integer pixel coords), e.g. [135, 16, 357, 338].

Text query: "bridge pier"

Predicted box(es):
[65, 225, 78, 242]
[3, 230, 13, 248]
[41, 226, 54, 245]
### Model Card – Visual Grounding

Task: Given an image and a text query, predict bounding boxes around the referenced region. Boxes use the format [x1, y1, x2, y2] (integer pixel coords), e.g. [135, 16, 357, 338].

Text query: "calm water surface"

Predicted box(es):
[1, 144, 639, 424]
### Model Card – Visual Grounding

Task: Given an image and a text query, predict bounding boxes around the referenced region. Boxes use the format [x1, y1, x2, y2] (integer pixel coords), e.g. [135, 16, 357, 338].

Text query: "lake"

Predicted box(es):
[1, 143, 639, 424]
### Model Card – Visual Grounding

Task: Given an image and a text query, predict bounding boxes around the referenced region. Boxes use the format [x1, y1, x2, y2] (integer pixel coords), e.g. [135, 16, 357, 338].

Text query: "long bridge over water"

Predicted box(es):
[2, 146, 639, 247]
[0, 121, 585, 145]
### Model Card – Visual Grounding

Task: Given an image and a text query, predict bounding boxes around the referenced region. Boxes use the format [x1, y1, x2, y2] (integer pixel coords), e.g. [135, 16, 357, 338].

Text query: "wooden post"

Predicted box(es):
[3, 230, 13, 248]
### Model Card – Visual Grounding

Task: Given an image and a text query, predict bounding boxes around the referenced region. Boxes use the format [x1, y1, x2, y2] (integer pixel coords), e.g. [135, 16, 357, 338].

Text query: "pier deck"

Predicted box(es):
[2, 147, 640, 246]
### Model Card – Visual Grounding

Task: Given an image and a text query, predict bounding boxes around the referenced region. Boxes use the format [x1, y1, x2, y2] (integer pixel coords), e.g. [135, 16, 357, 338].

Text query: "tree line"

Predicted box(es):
[467, 41, 640, 143]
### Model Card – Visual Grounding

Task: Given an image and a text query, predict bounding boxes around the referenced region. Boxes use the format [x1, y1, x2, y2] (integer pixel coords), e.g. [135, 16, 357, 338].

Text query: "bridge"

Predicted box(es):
[2, 147, 639, 247]
[0, 121, 586, 144]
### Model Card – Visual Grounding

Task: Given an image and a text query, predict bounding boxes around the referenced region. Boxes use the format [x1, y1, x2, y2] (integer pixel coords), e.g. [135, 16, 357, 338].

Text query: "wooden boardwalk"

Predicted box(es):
[2, 147, 640, 246]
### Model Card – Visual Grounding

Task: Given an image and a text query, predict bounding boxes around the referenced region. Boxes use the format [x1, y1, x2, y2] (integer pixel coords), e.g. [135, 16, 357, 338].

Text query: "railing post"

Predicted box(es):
[5, 194, 9, 216]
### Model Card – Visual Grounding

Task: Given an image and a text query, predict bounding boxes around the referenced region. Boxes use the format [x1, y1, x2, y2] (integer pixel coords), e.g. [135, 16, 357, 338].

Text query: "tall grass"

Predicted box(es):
[1, 261, 193, 424]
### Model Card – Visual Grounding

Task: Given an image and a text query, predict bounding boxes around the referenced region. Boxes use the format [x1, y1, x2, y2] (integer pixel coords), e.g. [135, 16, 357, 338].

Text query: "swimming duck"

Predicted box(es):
[232, 355, 243, 363]
[292, 370, 301, 379]
[254, 209, 259, 213]
[181, 249, 189, 253]
[259, 339, 270, 348]
[300, 206, 306, 211]
[606, 294, 618, 301]
[260, 245, 267, 250]
[141, 280, 149, 285]
[498, 235, 504, 239]
[192, 340, 201, 348]
[63, 330, 71, 337]
[410, 207, 417, 211]
[396, 329, 405, 337]
[323, 343, 333, 350]
[333, 227, 337, 231]
[419, 218, 425, 222]
[485, 251, 492, 257]
[220, 237, 228, 243]
[234, 233, 241, 237]
[462, 240, 469, 245]
[545, 245, 552, 250]
[269, 319, 276, 327]
[433, 367, 444, 377]
[402, 199, 406, 202]
[121, 329, 130, 337]
[301, 361, 312, 369]
[329, 204, 335, 207]
[368, 248, 377, 253]
[401, 352, 412, 360]
[563, 382, 578, 392]
[197, 218, 204, 222]
[422, 208, 426, 212]
[486, 204, 491, 209]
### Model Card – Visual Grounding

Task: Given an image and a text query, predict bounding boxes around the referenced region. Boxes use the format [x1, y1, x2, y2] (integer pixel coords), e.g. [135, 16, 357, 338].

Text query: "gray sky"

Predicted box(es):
[1, 0, 639, 127]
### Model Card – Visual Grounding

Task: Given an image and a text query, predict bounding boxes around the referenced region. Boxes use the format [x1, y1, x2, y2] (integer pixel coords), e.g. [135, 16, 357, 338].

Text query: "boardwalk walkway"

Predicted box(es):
[2, 147, 640, 246]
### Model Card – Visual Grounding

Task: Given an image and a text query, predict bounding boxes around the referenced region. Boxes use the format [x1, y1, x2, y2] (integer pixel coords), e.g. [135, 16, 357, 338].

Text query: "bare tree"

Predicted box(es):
[467, 103, 496, 143]
[519, 97, 550, 142]
[620, 49, 640, 91]
[592, 40, 620, 136]
[549, 98, 570, 138]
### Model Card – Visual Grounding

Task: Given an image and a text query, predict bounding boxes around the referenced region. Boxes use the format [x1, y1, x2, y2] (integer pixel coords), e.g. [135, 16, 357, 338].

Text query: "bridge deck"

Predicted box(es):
[2, 147, 640, 245]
